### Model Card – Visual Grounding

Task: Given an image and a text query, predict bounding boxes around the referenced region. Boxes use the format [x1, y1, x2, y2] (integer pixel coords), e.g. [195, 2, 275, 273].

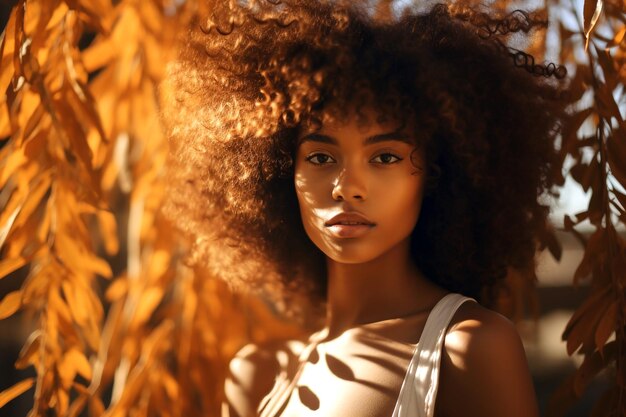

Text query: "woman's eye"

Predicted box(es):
[305, 153, 335, 165]
[371, 153, 402, 164]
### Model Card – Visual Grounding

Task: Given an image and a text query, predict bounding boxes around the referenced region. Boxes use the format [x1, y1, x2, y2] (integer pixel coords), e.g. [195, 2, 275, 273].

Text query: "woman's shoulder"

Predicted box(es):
[436, 300, 539, 417]
[446, 299, 523, 353]
[224, 338, 307, 417]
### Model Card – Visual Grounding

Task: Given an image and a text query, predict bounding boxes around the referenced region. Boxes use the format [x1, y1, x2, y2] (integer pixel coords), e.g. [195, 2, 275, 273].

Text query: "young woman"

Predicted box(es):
[163, 1, 566, 416]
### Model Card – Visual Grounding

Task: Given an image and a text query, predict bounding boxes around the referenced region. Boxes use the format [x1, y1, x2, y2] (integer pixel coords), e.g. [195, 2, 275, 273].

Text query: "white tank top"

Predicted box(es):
[392, 293, 476, 417]
[255, 292, 476, 417]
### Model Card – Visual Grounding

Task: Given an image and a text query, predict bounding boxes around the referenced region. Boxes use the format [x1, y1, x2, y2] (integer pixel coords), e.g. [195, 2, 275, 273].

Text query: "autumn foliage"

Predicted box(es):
[0, 0, 625, 416]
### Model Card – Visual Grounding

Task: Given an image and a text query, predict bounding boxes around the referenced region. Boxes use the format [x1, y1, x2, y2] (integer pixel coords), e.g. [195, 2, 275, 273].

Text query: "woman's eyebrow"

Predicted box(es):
[298, 132, 414, 146]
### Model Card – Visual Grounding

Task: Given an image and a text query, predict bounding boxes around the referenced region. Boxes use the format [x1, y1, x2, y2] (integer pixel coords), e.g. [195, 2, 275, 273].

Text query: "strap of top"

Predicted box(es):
[392, 293, 476, 417]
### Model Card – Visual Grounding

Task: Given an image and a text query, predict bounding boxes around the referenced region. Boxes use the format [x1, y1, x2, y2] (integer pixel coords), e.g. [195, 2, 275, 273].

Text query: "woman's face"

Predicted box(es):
[294, 107, 427, 264]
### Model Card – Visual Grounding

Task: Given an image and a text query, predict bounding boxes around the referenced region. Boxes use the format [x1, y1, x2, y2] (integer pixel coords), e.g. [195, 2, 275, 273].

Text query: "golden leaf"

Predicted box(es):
[0, 10, 17, 97]
[0, 377, 34, 408]
[49, 287, 74, 329]
[0, 107, 11, 138]
[66, 393, 88, 417]
[60, 348, 93, 385]
[82, 37, 117, 73]
[51, 92, 94, 172]
[10, 172, 51, 232]
[56, 231, 113, 278]
[0, 145, 27, 188]
[105, 277, 128, 302]
[97, 209, 118, 255]
[76, 0, 114, 33]
[89, 396, 105, 417]
[55, 385, 70, 415]
[61, 281, 89, 327]
[147, 249, 171, 279]
[15, 330, 41, 369]
[82, 308, 102, 352]
[606, 25, 626, 48]
[0, 290, 22, 319]
[0, 256, 27, 279]
[131, 287, 164, 328]
[43, 1, 68, 31]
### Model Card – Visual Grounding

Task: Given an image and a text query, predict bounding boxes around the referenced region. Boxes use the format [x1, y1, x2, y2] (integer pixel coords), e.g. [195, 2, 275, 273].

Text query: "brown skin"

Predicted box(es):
[224, 108, 540, 417]
[294, 106, 432, 338]
[225, 303, 539, 417]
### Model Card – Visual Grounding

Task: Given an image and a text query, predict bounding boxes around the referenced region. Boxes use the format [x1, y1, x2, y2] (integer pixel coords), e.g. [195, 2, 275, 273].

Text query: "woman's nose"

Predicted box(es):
[331, 165, 368, 201]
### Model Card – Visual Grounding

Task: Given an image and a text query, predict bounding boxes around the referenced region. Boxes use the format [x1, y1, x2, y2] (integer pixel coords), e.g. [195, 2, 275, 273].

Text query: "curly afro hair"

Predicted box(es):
[161, 0, 567, 315]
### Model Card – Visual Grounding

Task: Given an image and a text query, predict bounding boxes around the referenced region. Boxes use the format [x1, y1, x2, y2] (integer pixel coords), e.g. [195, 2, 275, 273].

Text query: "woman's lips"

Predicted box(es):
[326, 224, 375, 238]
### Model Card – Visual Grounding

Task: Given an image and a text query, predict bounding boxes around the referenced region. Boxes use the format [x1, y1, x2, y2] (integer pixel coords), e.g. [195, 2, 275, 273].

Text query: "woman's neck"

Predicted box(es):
[324, 238, 445, 339]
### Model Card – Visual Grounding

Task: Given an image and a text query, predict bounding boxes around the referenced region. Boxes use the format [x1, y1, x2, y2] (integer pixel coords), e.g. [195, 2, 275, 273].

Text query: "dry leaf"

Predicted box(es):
[0, 377, 35, 408]
[584, 0, 604, 50]
[0, 290, 22, 319]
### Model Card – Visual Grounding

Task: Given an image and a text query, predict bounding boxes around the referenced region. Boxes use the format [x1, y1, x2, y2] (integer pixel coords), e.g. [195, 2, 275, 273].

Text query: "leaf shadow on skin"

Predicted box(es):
[297, 385, 321, 410]
[352, 353, 406, 376]
[270, 325, 420, 414]
[324, 353, 397, 396]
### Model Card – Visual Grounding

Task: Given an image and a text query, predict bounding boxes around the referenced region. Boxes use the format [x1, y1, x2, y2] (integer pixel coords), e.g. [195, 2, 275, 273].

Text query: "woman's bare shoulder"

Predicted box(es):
[436, 301, 539, 417]
[224, 339, 306, 417]
[446, 301, 522, 349]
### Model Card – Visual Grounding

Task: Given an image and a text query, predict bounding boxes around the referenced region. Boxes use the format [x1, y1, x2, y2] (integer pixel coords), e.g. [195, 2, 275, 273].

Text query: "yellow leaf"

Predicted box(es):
[56, 385, 70, 415]
[97, 209, 118, 255]
[105, 277, 128, 302]
[58, 354, 78, 389]
[0, 104, 11, 138]
[61, 281, 88, 327]
[82, 312, 101, 351]
[0, 194, 24, 250]
[0, 290, 22, 319]
[22, 104, 45, 143]
[147, 249, 171, 278]
[77, 0, 114, 31]
[0, 256, 27, 278]
[59, 348, 92, 387]
[132, 287, 164, 328]
[52, 93, 93, 171]
[15, 331, 40, 369]
[160, 370, 179, 401]
[0, 377, 34, 407]
[49, 288, 73, 328]
[11, 172, 51, 232]
[0, 146, 26, 188]
[82, 37, 117, 73]
[44, 2, 69, 31]
[66, 392, 88, 417]
[0, 8, 17, 96]
[89, 396, 105, 416]
[607, 25, 626, 48]
[56, 232, 113, 278]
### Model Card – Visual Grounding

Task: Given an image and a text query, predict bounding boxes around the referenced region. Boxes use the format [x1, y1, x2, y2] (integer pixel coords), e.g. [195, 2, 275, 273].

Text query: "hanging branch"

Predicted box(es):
[546, 0, 626, 415]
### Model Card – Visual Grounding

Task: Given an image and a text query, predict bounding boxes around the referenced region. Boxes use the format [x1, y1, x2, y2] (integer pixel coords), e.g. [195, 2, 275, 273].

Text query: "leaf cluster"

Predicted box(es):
[0, 1, 305, 416]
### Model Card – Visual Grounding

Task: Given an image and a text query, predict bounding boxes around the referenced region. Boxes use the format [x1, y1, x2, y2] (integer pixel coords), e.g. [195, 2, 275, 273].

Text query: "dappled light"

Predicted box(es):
[0, 0, 625, 416]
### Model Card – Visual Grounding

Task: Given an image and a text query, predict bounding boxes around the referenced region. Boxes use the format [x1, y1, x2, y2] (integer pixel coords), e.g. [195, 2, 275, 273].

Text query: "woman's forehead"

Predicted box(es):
[299, 103, 413, 135]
